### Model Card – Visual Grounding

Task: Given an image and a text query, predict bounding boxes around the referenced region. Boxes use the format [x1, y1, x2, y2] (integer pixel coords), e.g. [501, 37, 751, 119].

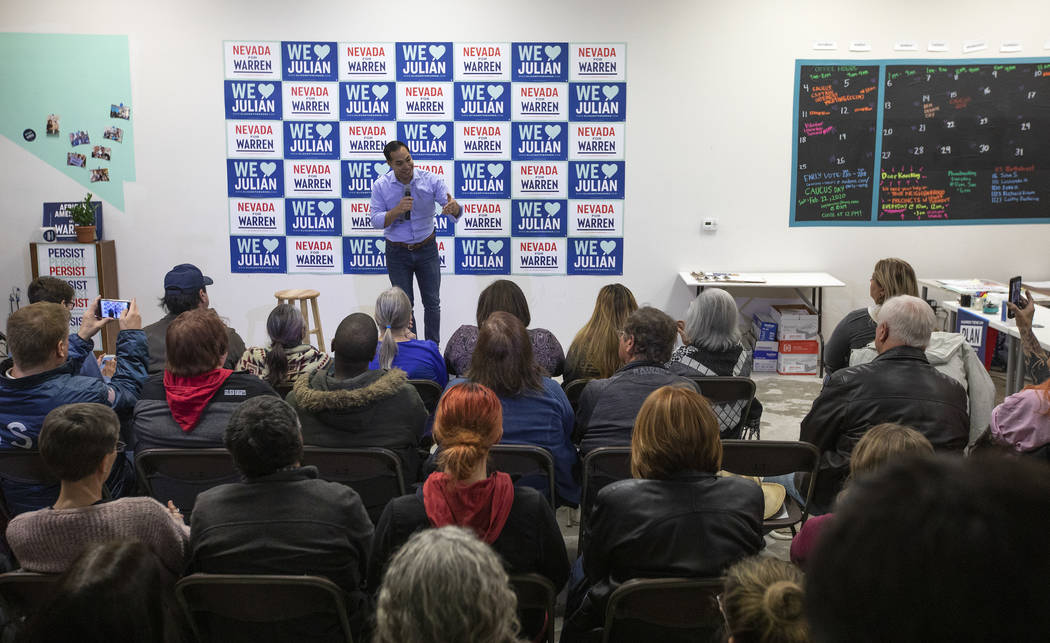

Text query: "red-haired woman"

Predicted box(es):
[368, 382, 569, 595]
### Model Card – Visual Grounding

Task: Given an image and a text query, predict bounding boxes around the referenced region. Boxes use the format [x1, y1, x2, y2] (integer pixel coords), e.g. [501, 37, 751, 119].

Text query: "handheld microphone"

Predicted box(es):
[403, 185, 412, 220]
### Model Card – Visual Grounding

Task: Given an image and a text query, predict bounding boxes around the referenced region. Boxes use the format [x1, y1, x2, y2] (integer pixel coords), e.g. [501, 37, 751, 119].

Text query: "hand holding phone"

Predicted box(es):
[1008, 276, 1022, 319]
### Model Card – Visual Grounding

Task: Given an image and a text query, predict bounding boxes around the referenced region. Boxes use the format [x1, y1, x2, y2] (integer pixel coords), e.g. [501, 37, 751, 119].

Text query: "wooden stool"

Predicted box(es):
[274, 289, 324, 350]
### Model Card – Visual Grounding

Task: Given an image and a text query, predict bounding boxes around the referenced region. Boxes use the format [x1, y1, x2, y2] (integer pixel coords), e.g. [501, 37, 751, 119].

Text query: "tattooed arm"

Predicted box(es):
[1007, 290, 1050, 384]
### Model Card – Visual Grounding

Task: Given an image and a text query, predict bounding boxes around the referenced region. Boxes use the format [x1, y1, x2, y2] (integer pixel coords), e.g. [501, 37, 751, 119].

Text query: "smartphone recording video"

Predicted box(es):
[99, 298, 131, 319]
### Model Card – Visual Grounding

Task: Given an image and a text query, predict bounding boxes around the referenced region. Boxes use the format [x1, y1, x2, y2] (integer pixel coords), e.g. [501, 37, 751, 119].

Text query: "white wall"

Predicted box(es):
[3, 0, 1048, 349]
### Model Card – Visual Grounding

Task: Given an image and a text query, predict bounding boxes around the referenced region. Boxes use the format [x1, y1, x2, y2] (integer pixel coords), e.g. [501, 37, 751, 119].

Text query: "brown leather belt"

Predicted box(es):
[386, 231, 435, 251]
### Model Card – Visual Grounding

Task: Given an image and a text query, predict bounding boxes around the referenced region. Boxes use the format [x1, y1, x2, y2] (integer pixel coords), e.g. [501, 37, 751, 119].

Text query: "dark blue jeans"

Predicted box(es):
[386, 239, 441, 345]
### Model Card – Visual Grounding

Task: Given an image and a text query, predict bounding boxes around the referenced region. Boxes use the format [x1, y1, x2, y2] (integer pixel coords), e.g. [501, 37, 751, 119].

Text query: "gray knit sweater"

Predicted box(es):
[5, 496, 190, 575]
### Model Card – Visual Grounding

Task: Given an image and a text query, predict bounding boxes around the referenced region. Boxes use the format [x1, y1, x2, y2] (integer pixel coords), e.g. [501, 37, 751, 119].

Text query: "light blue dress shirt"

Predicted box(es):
[369, 169, 450, 243]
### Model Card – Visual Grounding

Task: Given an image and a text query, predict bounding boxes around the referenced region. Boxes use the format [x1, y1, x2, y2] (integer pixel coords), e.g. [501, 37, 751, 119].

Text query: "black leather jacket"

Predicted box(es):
[562, 472, 764, 642]
[800, 345, 969, 512]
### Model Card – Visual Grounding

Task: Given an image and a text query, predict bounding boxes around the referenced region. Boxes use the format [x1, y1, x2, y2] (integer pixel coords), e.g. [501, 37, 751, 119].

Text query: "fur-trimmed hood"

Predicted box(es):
[292, 366, 410, 412]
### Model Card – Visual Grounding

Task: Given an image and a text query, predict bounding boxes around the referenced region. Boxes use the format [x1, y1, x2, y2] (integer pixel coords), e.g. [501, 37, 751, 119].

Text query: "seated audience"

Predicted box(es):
[133, 308, 276, 452]
[445, 279, 565, 377]
[189, 396, 373, 639]
[575, 306, 697, 455]
[806, 455, 1050, 642]
[368, 286, 447, 387]
[721, 556, 809, 643]
[1008, 288, 1050, 383]
[143, 264, 245, 373]
[823, 257, 917, 374]
[0, 299, 147, 513]
[369, 382, 568, 594]
[287, 313, 427, 479]
[790, 423, 933, 570]
[452, 311, 579, 505]
[799, 295, 968, 514]
[27, 276, 102, 379]
[983, 371, 1050, 456]
[7, 403, 188, 575]
[849, 329, 994, 444]
[562, 385, 764, 642]
[668, 287, 762, 438]
[374, 526, 523, 643]
[26, 541, 182, 643]
[236, 303, 330, 388]
[564, 283, 637, 385]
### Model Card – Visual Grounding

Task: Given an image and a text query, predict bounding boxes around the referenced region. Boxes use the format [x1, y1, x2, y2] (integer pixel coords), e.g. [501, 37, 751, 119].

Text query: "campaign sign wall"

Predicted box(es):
[229, 199, 284, 235]
[228, 159, 284, 197]
[512, 83, 567, 120]
[455, 43, 510, 81]
[569, 83, 626, 121]
[231, 236, 286, 273]
[569, 161, 624, 199]
[454, 82, 510, 120]
[513, 238, 564, 274]
[339, 82, 395, 120]
[287, 236, 341, 274]
[436, 237, 454, 274]
[567, 237, 622, 275]
[282, 41, 337, 81]
[513, 162, 567, 199]
[397, 42, 453, 81]
[228, 121, 282, 158]
[512, 199, 566, 237]
[342, 160, 389, 197]
[342, 236, 387, 274]
[342, 199, 375, 235]
[435, 212, 457, 237]
[456, 237, 510, 274]
[339, 42, 395, 81]
[284, 160, 340, 198]
[286, 198, 340, 236]
[341, 121, 395, 159]
[456, 122, 510, 160]
[225, 81, 282, 120]
[455, 161, 510, 198]
[282, 82, 338, 120]
[43, 202, 103, 241]
[414, 161, 454, 185]
[570, 44, 625, 81]
[225, 41, 280, 80]
[398, 121, 454, 160]
[512, 42, 568, 82]
[568, 200, 623, 236]
[397, 83, 453, 120]
[569, 122, 624, 160]
[512, 122, 567, 161]
[283, 121, 337, 159]
[458, 200, 510, 236]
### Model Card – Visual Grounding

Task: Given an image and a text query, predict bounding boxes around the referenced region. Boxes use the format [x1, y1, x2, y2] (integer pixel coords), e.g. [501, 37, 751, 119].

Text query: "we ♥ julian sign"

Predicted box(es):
[225, 41, 625, 274]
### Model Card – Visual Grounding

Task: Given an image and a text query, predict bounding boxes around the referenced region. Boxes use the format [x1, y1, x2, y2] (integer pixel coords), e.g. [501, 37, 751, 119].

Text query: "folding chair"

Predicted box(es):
[601, 577, 725, 643]
[720, 440, 820, 531]
[578, 446, 632, 537]
[409, 379, 443, 415]
[510, 573, 557, 643]
[562, 378, 593, 414]
[134, 449, 239, 518]
[175, 573, 354, 643]
[0, 571, 60, 629]
[685, 376, 758, 439]
[488, 444, 557, 507]
[0, 450, 61, 522]
[301, 447, 406, 524]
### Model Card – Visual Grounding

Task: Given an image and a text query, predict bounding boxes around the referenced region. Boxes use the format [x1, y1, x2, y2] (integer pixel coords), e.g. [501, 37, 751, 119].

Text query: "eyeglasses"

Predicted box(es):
[115, 441, 126, 453]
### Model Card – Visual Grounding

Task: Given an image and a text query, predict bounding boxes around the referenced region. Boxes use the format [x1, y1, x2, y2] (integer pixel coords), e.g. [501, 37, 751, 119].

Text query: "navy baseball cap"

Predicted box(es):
[164, 264, 214, 292]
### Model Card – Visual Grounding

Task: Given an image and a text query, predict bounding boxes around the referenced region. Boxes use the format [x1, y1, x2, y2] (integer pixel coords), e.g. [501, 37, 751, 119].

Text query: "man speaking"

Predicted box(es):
[370, 140, 461, 345]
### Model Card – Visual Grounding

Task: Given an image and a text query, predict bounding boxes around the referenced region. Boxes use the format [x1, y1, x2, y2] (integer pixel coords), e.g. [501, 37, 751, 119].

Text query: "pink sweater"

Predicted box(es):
[5, 496, 190, 575]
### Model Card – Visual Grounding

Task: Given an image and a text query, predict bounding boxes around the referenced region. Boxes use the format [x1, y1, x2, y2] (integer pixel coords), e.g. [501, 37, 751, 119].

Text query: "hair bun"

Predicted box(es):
[763, 580, 805, 623]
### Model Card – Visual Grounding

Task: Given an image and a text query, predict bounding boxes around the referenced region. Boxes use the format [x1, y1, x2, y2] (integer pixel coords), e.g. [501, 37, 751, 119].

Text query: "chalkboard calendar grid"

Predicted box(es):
[791, 58, 1050, 226]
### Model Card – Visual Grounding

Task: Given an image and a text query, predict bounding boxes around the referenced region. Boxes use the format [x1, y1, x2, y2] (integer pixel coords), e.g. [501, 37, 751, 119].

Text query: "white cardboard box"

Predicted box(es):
[753, 358, 778, 372]
[777, 351, 818, 375]
[770, 304, 818, 340]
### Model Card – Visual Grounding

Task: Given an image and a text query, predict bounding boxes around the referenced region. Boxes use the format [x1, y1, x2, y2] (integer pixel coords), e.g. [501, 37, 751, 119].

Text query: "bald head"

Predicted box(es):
[876, 295, 935, 352]
[331, 313, 379, 364]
